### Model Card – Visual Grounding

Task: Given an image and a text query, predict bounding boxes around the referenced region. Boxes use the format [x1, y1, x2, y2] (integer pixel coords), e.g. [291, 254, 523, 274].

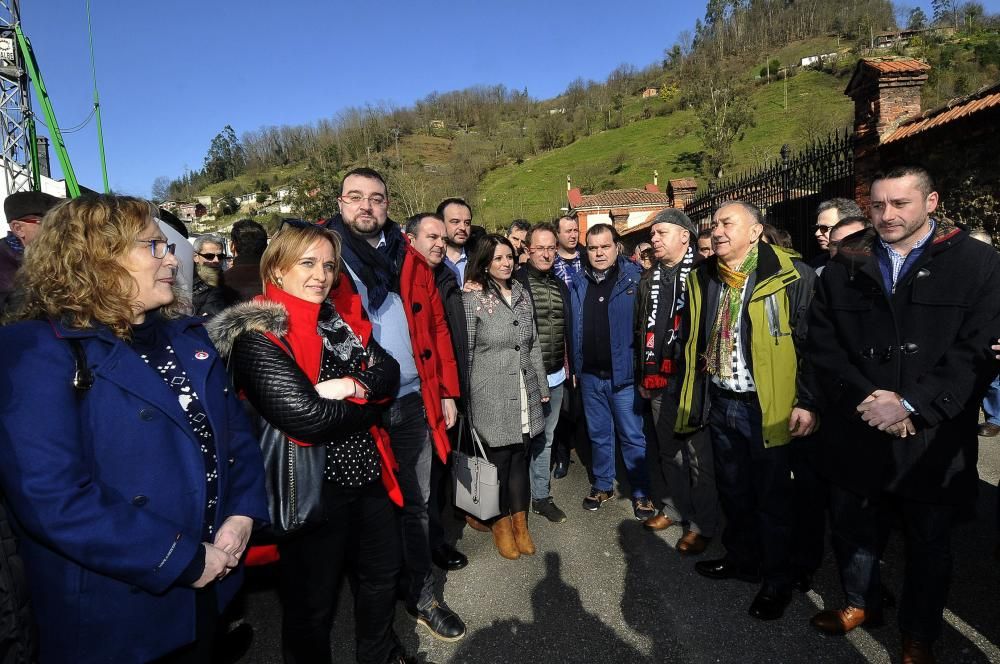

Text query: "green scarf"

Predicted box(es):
[704, 245, 759, 379]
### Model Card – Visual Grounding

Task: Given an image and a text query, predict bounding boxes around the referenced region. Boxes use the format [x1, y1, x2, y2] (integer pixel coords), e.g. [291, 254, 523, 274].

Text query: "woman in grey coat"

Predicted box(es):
[463, 234, 549, 560]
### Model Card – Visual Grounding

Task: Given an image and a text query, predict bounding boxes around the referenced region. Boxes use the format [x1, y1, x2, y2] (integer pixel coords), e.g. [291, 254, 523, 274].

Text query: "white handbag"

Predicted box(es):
[451, 417, 501, 521]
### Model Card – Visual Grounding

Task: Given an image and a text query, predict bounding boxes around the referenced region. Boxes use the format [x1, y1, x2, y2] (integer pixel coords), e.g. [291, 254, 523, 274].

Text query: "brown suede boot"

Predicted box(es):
[465, 514, 490, 533]
[491, 515, 520, 560]
[511, 511, 536, 555]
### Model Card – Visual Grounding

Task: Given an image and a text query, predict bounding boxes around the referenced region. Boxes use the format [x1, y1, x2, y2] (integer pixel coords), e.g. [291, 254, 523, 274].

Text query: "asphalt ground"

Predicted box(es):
[239, 437, 1000, 664]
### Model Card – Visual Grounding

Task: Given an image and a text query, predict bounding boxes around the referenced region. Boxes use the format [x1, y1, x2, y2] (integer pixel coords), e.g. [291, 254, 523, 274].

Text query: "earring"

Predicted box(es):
[276, 277, 283, 287]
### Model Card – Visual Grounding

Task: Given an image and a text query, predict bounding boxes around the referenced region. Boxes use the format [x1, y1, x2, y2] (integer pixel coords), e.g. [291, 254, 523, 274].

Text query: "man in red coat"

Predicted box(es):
[324, 168, 466, 643]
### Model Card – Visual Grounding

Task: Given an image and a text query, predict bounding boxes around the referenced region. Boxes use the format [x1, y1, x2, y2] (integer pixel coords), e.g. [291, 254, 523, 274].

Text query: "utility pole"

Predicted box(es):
[0, 0, 35, 196]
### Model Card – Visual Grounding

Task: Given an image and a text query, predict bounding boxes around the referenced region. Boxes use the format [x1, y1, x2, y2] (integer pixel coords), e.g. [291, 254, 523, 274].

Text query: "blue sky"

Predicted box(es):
[24, 1, 1000, 197]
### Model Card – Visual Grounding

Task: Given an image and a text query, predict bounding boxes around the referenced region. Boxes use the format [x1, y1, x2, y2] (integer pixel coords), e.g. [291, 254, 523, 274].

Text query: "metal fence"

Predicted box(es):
[684, 128, 855, 261]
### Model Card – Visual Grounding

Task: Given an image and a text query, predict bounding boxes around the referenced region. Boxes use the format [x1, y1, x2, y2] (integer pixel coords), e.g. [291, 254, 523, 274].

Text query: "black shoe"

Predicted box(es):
[694, 558, 761, 583]
[214, 623, 254, 664]
[792, 571, 813, 593]
[407, 602, 466, 642]
[431, 544, 468, 571]
[552, 460, 568, 479]
[632, 497, 657, 521]
[532, 497, 567, 523]
[582, 487, 614, 511]
[748, 585, 793, 621]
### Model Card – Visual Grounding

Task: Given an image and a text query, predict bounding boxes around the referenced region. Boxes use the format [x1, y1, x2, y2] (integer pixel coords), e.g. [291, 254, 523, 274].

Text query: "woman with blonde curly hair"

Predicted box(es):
[0, 194, 268, 663]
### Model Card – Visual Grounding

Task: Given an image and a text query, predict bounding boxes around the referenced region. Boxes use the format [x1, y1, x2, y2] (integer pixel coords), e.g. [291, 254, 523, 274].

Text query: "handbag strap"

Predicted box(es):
[464, 416, 490, 461]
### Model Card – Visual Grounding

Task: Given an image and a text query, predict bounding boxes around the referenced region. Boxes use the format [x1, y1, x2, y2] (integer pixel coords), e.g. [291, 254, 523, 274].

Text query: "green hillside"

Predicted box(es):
[475, 69, 852, 228]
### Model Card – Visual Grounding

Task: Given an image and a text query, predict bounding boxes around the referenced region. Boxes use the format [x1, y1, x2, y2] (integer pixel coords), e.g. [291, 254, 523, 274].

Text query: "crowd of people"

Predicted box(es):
[0, 162, 997, 664]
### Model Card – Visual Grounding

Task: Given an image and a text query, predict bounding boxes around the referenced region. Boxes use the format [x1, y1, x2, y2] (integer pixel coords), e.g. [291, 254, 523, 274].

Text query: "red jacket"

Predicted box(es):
[399, 244, 461, 462]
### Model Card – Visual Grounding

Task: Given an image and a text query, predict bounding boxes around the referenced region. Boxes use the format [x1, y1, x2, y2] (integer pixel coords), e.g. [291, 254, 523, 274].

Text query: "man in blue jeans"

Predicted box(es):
[569, 223, 654, 521]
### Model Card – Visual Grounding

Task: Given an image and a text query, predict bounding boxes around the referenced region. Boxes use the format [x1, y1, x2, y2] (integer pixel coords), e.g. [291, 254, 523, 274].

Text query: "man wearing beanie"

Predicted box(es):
[1, 191, 61, 312]
[635, 209, 719, 557]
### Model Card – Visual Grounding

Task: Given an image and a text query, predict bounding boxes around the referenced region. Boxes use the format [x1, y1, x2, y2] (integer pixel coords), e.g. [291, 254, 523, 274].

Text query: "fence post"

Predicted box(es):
[780, 143, 792, 205]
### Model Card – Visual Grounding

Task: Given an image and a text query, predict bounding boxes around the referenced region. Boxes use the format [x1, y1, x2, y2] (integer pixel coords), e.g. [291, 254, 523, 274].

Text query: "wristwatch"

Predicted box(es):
[899, 397, 918, 415]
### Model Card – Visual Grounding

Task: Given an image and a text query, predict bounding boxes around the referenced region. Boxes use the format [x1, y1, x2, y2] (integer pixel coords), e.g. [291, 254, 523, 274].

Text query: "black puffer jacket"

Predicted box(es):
[515, 263, 570, 374]
[0, 499, 34, 664]
[207, 300, 399, 444]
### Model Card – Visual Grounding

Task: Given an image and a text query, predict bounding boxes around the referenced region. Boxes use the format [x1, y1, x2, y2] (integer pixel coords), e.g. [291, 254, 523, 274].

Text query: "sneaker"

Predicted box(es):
[632, 497, 656, 521]
[582, 487, 614, 511]
[532, 497, 567, 523]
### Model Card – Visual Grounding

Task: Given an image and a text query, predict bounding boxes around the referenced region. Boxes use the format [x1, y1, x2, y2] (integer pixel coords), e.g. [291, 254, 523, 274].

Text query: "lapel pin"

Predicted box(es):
[194, 350, 210, 360]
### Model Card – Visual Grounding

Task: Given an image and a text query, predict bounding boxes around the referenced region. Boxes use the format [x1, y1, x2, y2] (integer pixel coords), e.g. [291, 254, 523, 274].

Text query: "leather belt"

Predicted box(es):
[710, 386, 758, 403]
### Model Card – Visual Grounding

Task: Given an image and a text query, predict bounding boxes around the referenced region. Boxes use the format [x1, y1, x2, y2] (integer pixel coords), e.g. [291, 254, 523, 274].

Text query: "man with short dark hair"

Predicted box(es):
[1, 191, 61, 312]
[553, 214, 584, 288]
[635, 209, 718, 555]
[813, 197, 864, 268]
[516, 222, 571, 523]
[696, 228, 714, 259]
[437, 198, 473, 287]
[807, 166, 1000, 663]
[507, 219, 531, 262]
[569, 224, 653, 520]
[326, 169, 466, 642]
[677, 199, 817, 622]
[224, 219, 268, 303]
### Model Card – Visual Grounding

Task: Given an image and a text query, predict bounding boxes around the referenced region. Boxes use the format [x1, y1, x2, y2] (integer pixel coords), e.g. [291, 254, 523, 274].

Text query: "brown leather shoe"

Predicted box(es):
[490, 515, 520, 560]
[511, 511, 536, 555]
[676, 531, 709, 555]
[810, 606, 881, 635]
[902, 636, 935, 664]
[465, 514, 490, 533]
[979, 422, 1000, 437]
[643, 512, 675, 531]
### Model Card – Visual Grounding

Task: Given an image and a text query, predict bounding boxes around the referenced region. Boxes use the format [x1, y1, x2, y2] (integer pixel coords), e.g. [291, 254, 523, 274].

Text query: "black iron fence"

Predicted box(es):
[684, 128, 855, 261]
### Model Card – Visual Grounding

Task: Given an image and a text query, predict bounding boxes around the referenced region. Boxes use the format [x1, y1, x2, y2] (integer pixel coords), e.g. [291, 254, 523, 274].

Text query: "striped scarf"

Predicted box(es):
[704, 245, 758, 379]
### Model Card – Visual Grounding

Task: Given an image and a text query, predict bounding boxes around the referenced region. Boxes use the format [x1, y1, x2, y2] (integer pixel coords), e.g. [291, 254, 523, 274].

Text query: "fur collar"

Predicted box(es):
[205, 300, 287, 357]
[834, 217, 962, 270]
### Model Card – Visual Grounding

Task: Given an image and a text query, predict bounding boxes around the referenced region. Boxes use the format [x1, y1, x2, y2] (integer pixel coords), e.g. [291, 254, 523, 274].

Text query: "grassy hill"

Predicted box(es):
[474, 68, 852, 228]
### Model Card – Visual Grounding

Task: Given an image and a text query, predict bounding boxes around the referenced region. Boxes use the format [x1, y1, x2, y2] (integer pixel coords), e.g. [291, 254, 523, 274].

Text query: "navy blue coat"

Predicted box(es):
[0, 316, 268, 663]
[569, 257, 642, 390]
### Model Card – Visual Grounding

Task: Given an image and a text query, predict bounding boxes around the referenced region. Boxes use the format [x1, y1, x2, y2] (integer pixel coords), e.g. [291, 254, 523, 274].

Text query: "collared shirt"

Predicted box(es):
[444, 248, 467, 288]
[876, 220, 935, 293]
[710, 282, 757, 393]
[553, 251, 582, 287]
[344, 261, 421, 398]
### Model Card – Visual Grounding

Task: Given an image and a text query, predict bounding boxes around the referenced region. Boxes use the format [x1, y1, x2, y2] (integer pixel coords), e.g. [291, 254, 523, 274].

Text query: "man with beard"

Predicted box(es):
[325, 170, 466, 642]
[438, 198, 473, 287]
[635, 209, 718, 556]
[807, 166, 1000, 663]
[191, 233, 228, 317]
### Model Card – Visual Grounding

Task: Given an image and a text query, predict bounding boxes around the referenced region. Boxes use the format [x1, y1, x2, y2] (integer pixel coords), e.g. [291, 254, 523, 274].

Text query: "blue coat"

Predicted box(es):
[569, 257, 642, 390]
[0, 316, 268, 663]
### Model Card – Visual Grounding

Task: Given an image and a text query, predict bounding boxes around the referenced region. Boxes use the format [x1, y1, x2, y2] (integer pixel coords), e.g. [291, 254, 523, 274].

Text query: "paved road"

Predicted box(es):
[240, 438, 1000, 663]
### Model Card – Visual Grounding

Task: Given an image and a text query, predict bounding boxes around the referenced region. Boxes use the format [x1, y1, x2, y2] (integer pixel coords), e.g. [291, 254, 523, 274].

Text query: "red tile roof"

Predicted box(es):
[669, 178, 698, 190]
[575, 188, 668, 209]
[864, 58, 930, 74]
[883, 80, 1000, 144]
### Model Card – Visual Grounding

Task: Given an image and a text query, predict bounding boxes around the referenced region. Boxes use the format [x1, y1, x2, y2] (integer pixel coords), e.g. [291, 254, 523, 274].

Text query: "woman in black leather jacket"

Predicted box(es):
[208, 223, 411, 664]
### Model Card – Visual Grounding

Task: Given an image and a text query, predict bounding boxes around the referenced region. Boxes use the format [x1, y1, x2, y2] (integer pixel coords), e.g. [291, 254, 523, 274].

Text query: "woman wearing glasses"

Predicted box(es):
[208, 222, 413, 664]
[0, 194, 268, 663]
[463, 234, 549, 560]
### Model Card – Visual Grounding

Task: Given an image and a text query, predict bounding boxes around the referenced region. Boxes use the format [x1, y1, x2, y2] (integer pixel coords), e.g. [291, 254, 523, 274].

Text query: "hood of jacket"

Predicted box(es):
[206, 299, 287, 357]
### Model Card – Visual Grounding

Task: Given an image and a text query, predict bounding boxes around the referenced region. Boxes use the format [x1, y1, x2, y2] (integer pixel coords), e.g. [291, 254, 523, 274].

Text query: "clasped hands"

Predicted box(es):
[857, 390, 916, 438]
[191, 515, 253, 588]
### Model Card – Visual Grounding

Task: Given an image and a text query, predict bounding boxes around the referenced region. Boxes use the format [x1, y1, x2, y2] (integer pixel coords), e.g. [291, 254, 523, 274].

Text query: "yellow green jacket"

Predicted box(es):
[675, 242, 816, 447]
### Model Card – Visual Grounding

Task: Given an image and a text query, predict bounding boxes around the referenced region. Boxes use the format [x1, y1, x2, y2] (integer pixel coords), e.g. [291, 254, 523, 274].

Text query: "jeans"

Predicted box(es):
[386, 393, 435, 612]
[647, 389, 719, 536]
[484, 442, 530, 514]
[580, 374, 649, 497]
[277, 482, 402, 664]
[708, 391, 793, 589]
[828, 484, 955, 642]
[529, 383, 564, 500]
[983, 374, 1000, 425]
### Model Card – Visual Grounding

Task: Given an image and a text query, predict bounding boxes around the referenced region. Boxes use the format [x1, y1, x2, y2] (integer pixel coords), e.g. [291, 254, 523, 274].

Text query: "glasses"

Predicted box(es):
[339, 193, 388, 207]
[136, 239, 176, 259]
[814, 224, 834, 235]
[197, 252, 229, 261]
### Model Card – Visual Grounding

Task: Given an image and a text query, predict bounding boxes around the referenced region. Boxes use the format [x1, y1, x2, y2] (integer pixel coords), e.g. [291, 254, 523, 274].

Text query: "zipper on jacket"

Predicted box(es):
[765, 294, 790, 345]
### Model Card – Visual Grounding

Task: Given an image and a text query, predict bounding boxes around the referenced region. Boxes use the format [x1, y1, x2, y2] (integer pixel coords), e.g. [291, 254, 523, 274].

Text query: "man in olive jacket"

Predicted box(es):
[676, 200, 817, 622]
[806, 166, 1000, 663]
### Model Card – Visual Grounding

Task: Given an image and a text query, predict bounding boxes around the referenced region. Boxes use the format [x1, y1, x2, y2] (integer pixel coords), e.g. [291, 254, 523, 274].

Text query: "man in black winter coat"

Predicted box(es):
[807, 165, 1000, 663]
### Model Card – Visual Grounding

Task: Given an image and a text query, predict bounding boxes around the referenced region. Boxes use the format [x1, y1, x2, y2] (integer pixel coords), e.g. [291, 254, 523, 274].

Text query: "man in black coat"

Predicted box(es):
[807, 165, 1000, 663]
[223, 219, 268, 304]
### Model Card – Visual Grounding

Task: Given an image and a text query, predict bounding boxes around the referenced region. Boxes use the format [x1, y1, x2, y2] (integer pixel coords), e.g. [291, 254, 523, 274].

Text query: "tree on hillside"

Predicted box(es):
[150, 176, 171, 202]
[693, 74, 755, 178]
[909, 7, 929, 30]
[933, 0, 958, 26]
[203, 125, 245, 184]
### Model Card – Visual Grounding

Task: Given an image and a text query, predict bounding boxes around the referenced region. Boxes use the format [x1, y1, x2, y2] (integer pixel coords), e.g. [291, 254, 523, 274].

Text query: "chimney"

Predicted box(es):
[566, 175, 571, 191]
[845, 58, 931, 208]
[667, 178, 698, 210]
[36, 136, 51, 178]
[653, 170, 658, 187]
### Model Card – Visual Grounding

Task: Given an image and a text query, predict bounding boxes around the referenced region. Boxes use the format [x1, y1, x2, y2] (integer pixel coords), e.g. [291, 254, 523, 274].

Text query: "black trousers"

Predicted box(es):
[277, 481, 402, 664]
[484, 441, 530, 515]
[151, 588, 217, 664]
[789, 435, 828, 576]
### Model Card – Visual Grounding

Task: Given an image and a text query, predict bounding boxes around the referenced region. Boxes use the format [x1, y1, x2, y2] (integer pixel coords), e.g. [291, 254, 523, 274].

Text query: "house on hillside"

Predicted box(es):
[800, 52, 839, 68]
[567, 183, 669, 236]
[177, 202, 207, 221]
[874, 26, 956, 49]
[641, 87, 659, 99]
